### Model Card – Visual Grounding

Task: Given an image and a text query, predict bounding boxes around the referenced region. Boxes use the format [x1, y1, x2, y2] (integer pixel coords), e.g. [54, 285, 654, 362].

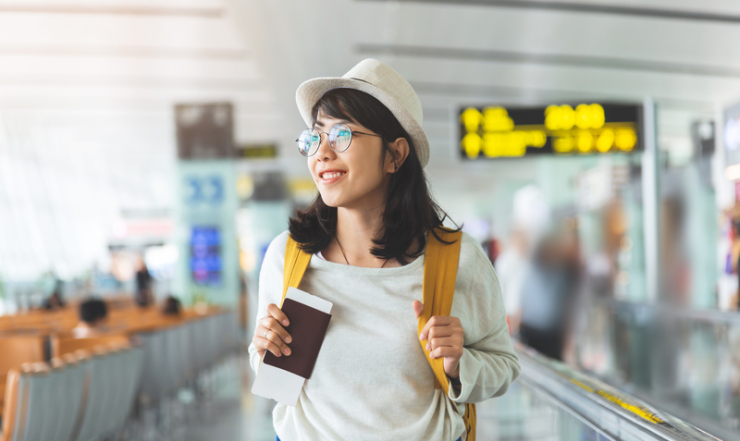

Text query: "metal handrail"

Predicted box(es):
[516, 345, 723, 441]
[610, 299, 740, 325]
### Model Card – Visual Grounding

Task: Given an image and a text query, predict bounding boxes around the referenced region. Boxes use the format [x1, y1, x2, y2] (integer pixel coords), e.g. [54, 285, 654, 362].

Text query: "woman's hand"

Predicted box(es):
[413, 300, 464, 379]
[253, 303, 293, 358]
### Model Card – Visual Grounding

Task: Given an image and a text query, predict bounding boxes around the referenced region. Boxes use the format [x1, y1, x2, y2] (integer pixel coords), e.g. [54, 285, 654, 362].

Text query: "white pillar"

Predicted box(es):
[642, 97, 660, 303]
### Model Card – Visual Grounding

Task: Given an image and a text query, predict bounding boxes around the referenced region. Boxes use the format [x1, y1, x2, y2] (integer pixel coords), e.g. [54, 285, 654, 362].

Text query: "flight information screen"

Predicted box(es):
[458, 103, 642, 160]
[190, 226, 222, 286]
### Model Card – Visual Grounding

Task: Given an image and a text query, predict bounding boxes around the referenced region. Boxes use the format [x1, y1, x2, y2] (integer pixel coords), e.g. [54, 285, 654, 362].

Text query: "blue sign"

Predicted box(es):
[189, 226, 222, 286]
[184, 175, 224, 205]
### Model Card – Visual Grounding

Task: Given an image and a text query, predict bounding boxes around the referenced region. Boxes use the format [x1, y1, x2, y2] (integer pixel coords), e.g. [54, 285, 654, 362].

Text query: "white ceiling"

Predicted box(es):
[3, 0, 739, 169]
[240, 0, 740, 165]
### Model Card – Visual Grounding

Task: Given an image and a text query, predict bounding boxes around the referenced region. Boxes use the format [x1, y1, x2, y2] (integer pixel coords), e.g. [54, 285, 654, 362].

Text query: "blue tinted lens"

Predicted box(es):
[297, 129, 319, 156]
[329, 124, 352, 152]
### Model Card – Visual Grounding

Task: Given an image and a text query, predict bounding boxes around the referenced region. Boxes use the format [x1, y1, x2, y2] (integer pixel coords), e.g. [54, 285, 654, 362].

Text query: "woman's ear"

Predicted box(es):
[386, 137, 410, 173]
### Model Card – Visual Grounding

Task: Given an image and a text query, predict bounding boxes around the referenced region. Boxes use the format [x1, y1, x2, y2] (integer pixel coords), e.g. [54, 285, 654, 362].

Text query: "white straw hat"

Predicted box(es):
[296, 58, 430, 167]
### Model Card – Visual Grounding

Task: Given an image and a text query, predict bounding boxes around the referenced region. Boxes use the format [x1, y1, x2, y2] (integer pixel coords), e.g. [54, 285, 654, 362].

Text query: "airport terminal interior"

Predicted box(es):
[2, 0, 740, 440]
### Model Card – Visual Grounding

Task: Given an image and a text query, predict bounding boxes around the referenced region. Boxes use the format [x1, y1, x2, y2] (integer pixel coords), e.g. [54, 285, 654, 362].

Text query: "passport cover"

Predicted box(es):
[263, 298, 331, 379]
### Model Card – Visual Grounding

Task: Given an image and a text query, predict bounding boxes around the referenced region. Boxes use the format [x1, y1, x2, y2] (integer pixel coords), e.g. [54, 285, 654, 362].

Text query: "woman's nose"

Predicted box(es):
[315, 133, 335, 161]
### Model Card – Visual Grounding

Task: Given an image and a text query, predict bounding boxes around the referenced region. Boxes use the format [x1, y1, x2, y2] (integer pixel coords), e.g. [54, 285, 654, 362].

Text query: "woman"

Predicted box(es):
[249, 59, 520, 441]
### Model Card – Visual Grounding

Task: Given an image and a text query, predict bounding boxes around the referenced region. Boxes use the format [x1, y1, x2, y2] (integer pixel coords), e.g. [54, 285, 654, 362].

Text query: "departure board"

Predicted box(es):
[458, 103, 642, 160]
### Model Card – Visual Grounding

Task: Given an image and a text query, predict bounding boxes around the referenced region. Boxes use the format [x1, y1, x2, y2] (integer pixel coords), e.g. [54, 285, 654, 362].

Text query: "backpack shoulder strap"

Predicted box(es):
[418, 226, 463, 391]
[418, 227, 477, 441]
[281, 235, 312, 307]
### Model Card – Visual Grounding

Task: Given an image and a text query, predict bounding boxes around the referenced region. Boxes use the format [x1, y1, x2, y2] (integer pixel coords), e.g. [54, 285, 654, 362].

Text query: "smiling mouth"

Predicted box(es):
[319, 171, 347, 181]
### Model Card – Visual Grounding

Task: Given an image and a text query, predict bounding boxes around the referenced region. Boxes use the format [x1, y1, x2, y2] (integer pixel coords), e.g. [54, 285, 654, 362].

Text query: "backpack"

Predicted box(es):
[280, 227, 477, 440]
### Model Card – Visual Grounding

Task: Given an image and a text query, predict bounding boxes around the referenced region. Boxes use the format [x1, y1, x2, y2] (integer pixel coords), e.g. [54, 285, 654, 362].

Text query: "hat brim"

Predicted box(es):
[296, 77, 430, 167]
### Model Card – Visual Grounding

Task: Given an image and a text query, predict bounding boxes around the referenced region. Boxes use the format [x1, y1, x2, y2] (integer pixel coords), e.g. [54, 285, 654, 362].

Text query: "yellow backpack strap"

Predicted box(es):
[419, 227, 462, 390]
[465, 403, 477, 441]
[418, 227, 477, 441]
[282, 235, 312, 307]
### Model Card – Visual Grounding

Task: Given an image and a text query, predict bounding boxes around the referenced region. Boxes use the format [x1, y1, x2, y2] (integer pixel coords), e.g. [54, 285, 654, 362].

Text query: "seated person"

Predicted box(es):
[135, 259, 155, 308]
[72, 298, 109, 337]
[42, 291, 65, 310]
[161, 295, 182, 317]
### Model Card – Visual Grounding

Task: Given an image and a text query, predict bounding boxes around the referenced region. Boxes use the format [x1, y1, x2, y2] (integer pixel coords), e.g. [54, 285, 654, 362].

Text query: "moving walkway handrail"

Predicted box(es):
[516, 344, 723, 441]
[611, 298, 740, 325]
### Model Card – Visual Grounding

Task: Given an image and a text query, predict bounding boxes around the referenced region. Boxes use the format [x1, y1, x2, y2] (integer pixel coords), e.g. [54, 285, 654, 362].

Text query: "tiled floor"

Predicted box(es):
[132, 355, 275, 441]
[182, 357, 276, 441]
[170, 354, 608, 441]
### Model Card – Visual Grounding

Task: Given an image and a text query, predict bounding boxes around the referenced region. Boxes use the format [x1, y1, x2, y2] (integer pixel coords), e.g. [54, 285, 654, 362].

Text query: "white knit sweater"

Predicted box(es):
[248, 231, 520, 441]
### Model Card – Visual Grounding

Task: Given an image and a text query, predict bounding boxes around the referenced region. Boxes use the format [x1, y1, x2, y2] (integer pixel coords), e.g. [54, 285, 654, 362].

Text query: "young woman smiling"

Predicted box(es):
[249, 59, 520, 441]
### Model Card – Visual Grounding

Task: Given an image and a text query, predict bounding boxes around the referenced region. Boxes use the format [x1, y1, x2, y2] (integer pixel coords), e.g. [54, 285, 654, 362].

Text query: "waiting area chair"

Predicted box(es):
[0, 343, 143, 441]
[1, 307, 241, 441]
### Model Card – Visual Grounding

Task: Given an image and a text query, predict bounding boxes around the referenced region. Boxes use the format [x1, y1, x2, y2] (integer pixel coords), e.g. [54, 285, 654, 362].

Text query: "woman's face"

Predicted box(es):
[308, 111, 393, 210]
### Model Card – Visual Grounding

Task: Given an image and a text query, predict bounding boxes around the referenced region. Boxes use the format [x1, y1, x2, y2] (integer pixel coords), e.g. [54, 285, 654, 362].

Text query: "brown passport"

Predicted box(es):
[263, 298, 332, 379]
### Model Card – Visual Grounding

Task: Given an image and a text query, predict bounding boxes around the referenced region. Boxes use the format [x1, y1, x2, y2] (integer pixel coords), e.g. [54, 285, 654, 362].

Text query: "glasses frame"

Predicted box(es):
[296, 123, 383, 157]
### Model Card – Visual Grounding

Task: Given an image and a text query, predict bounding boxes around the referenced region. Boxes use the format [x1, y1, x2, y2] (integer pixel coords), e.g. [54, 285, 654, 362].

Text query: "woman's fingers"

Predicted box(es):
[264, 326, 292, 356]
[431, 345, 463, 360]
[267, 303, 290, 327]
[423, 321, 463, 352]
[252, 303, 293, 358]
[416, 314, 465, 377]
[258, 316, 292, 344]
[426, 335, 463, 352]
[254, 324, 292, 357]
[419, 315, 459, 340]
[427, 323, 462, 340]
[255, 334, 285, 358]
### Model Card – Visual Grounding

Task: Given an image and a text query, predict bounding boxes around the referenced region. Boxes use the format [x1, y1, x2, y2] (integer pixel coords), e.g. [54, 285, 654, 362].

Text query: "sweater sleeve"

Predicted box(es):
[447, 234, 521, 403]
[248, 231, 290, 373]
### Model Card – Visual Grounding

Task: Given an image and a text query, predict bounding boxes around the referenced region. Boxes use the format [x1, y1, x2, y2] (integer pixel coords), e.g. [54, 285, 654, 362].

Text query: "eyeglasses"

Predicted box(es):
[296, 123, 382, 157]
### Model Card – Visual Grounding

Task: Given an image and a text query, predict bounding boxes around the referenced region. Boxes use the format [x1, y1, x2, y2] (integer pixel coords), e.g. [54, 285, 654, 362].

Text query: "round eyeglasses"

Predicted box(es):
[296, 123, 382, 157]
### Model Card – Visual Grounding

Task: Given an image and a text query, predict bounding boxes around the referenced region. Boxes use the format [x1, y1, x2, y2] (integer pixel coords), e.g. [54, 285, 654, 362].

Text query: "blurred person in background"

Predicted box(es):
[518, 224, 582, 361]
[72, 298, 109, 337]
[729, 219, 740, 310]
[239, 272, 249, 330]
[585, 200, 626, 299]
[495, 228, 528, 336]
[161, 295, 182, 316]
[42, 277, 65, 310]
[660, 198, 691, 306]
[135, 255, 154, 307]
[497, 185, 550, 336]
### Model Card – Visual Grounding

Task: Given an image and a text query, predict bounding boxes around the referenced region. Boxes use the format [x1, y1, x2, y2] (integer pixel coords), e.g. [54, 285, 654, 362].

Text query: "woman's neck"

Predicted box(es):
[333, 205, 389, 268]
[323, 205, 420, 268]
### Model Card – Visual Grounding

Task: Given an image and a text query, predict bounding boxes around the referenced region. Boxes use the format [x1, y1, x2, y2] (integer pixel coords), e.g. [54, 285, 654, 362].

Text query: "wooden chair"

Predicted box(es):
[0, 337, 45, 373]
[0, 368, 21, 441]
[50, 335, 130, 359]
[0, 337, 45, 421]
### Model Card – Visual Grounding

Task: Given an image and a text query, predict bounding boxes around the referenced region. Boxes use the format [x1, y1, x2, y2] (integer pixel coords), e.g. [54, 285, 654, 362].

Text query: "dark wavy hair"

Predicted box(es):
[288, 88, 457, 265]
